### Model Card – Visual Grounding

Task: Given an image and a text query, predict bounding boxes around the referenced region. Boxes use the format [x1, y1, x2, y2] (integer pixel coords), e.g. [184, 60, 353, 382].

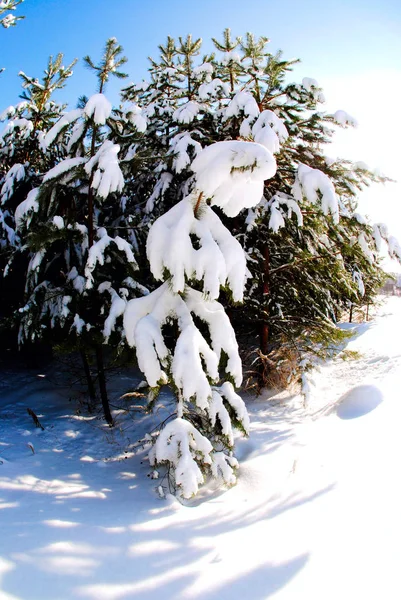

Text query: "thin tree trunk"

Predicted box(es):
[95, 345, 113, 425]
[349, 304, 353, 323]
[366, 303, 369, 321]
[260, 245, 270, 355]
[80, 349, 96, 402]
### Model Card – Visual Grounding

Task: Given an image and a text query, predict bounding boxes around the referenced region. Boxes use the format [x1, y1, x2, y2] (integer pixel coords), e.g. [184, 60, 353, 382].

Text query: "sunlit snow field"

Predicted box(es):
[1, 296, 401, 600]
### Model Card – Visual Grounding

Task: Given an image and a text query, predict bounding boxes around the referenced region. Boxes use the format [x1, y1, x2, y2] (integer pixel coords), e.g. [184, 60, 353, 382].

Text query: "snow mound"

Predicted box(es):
[336, 385, 383, 420]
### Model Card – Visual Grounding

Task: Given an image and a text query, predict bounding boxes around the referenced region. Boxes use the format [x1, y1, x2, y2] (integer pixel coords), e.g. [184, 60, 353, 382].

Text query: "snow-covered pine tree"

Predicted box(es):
[121, 29, 395, 391]
[14, 39, 146, 423]
[123, 139, 276, 498]
[207, 31, 392, 387]
[0, 54, 77, 345]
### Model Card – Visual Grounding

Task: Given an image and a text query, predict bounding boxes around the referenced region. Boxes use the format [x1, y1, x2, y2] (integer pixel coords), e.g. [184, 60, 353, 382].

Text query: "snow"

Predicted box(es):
[123, 103, 147, 133]
[251, 110, 288, 154]
[43, 157, 86, 183]
[84, 94, 112, 126]
[169, 132, 202, 174]
[123, 283, 242, 394]
[198, 79, 230, 100]
[173, 101, 200, 125]
[191, 140, 277, 217]
[1, 117, 33, 140]
[100, 284, 127, 343]
[52, 215, 65, 229]
[333, 109, 358, 127]
[224, 90, 260, 120]
[292, 163, 339, 223]
[43, 109, 82, 149]
[84, 228, 136, 289]
[146, 195, 248, 301]
[85, 141, 124, 199]
[0, 163, 25, 203]
[14, 187, 40, 228]
[2, 297, 401, 598]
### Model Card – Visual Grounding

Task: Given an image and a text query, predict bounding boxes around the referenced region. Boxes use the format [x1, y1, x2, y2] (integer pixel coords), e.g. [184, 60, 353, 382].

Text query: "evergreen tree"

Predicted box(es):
[13, 39, 146, 423]
[121, 30, 397, 392]
[0, 54, 76, 345]
[123, 139, 274, 498]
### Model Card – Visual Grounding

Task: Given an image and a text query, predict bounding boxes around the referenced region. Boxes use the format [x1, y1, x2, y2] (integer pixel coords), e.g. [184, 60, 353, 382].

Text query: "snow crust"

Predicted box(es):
[2, 298, 401, 599]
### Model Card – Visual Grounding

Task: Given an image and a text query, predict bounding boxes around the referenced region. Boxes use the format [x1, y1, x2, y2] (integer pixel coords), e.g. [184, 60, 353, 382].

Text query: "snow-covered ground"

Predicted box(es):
[1, 296, 401, 600]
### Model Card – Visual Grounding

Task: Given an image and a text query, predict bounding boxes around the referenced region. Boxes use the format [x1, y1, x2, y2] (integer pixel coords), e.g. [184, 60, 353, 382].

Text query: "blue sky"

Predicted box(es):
[1, 0, 400, 107]
[1, 0, 401, 252]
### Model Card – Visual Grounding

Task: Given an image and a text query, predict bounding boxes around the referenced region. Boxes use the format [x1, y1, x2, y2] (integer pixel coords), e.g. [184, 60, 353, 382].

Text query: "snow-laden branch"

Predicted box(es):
[191, 140, 277, 217]
[123, 283, 242, 397]
[146, 195, 248, 301]
[85, 140, 124, 199]
[292, 163, 339, 223]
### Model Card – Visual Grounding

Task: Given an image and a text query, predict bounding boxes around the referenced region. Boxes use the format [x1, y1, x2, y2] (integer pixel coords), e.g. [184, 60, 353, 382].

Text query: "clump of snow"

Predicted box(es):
[352, 270, 365, 296]
[302, 77, 325, 102]
[124, 103, 147, 133]
[1, 117, 33, 140]
[173, 101, 200, 124]
[146, 195, 247, 301]
[85, 141, 124, 199]
[252, 110, 288, 154]
[52, 216, 65, 229]
[221, 50, 241, 64]
[145, 172, 173, 213]
[15, 188, 40, 229]
[198, 78, 230, 100]
[224, 90, 260, 120]
[85, 228, 136, 289]
[169, 132, 202, 174]
[193, 62, 214, 80]
[0, 105, 16, 121]
[100, 284, 127, 343]
[358, 233, 374, 263]
[191, 140, 276, 217]
[123, 283, 242, 392]
[149, 418, 213, 499]
[333, 110, 358, 127]
[84, 94, 112, 125]
[1, 163, 25, 203]
[292, 163, 339, 223]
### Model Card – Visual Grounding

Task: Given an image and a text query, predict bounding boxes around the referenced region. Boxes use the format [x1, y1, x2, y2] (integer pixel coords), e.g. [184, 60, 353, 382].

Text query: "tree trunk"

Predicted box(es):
[80, 349, 96, 402]
[95, 345, 113, 425]
[260, 245, 270, 355]
[349, 304, 353, 323]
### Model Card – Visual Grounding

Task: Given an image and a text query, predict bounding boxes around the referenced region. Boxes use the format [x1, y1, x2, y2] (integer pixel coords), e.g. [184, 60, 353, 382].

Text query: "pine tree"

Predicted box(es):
[120, 30, 396, 393]
[0, 54, 77, 347]
[123, 140, 275, 498]
[13, 39, 146, 424]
